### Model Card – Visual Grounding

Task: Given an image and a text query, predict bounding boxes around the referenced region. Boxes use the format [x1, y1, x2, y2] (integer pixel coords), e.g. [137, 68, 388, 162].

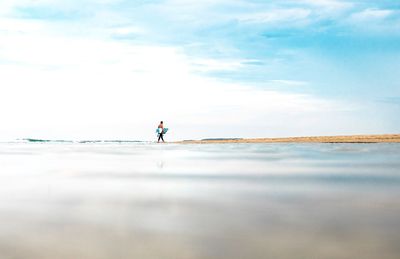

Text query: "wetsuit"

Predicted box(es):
[158, 128, 164, 142]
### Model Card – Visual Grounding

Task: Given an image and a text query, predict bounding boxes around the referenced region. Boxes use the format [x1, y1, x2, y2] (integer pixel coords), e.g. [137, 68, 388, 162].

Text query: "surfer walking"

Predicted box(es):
[157, 121, 165, 143]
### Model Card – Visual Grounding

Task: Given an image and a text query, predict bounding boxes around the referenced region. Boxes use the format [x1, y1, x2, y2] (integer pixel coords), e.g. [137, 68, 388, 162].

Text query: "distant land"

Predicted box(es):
[179, 134, 400, 144]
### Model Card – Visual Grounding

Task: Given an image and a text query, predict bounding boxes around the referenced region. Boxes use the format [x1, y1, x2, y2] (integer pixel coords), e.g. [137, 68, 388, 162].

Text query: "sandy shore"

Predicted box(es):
[178, 134, 400, 144]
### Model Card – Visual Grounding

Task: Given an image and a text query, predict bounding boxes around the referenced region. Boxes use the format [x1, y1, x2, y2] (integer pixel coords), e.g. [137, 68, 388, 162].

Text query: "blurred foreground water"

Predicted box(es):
[0, 142, 399, 259]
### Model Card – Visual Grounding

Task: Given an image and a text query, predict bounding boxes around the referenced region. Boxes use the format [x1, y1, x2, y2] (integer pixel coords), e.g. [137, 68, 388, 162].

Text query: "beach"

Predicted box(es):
[1, 0, 398, 258]
[179, 134, 400, 144]
[0, 141, 399, 259]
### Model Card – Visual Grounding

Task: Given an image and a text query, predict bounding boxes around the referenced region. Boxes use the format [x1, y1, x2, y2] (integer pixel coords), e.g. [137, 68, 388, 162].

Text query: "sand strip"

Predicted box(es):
[178, 134, 400, 144]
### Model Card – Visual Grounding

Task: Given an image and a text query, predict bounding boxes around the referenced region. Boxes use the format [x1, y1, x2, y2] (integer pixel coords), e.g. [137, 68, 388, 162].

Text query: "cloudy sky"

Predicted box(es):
[0, 0, 399, 140]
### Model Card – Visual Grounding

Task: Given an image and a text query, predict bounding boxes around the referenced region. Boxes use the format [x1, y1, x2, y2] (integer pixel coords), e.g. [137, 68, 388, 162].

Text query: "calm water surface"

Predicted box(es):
[0, 142, 399, 259]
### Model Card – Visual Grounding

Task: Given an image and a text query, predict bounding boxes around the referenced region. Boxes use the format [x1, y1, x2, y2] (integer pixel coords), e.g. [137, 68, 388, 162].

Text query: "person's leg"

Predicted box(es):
[158, 134, 161, 142]
[161, 133, 164, 142]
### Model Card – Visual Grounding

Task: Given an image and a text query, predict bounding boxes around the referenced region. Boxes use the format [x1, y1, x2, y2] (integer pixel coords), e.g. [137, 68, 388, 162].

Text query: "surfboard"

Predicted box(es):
[156, 128, 169, 134]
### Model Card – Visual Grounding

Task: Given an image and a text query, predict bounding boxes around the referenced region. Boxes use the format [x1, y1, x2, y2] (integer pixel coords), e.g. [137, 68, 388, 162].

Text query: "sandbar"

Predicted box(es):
[179, 134, 400, 144]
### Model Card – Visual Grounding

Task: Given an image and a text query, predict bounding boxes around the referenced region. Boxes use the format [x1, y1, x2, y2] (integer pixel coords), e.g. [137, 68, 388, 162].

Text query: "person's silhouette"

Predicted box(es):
[157, 121, 165, 143]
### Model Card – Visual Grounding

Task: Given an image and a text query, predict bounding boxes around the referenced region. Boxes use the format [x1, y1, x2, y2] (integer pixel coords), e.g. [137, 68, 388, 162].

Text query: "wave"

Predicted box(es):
[21, 138, 72, 143]
[18, 139, 144, 144]
[78, 140, 144, 144]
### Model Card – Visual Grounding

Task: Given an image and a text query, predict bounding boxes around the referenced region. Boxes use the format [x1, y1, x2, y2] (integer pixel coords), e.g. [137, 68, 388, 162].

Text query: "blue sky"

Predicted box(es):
[0, 0, 399, 140]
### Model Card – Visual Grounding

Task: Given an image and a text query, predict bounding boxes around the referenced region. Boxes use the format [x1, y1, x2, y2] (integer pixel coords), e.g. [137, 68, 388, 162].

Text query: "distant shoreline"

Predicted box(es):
[177, 134, 400, 144]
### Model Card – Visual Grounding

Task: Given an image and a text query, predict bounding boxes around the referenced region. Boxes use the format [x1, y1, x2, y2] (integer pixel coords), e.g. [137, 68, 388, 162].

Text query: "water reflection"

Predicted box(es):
[156, 160, 165, 169]
[0, 142, 399, 259]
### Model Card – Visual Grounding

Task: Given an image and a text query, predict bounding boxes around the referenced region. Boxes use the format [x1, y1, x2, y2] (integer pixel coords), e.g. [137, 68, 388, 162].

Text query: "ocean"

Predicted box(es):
[0, 141, 399, 259]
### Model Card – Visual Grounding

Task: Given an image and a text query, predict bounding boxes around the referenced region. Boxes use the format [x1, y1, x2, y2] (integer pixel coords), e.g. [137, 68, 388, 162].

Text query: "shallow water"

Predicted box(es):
[0, 142, 399, 259]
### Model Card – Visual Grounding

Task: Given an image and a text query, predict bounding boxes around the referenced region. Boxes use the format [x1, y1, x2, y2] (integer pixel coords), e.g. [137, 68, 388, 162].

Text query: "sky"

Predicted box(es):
[0, 0, 399, 141]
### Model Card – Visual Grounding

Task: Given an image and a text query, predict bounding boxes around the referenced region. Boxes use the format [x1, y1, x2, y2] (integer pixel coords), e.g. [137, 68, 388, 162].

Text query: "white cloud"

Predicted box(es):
[269, 80, 309, 86]
[190, 58, 244, 72]
[351, 8, 395, 21]
[0, 18, 45, 35]
[301, 0, 353, 11]
[238, 8, 312, 24]
[0, 0, 369, 141]
[0, 19, 344, 140]
[344, 8, 400, 34]
[298, 0, 354, 21]
[111, 26, 145, 36]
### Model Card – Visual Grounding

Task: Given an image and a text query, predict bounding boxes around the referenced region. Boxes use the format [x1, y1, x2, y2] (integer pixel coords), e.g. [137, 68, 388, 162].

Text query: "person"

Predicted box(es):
[157, 121, 165, 143]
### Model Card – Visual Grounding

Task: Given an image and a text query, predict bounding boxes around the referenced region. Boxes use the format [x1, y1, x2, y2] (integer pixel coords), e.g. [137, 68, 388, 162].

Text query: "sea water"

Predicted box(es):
[0, 142, 399, 259]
